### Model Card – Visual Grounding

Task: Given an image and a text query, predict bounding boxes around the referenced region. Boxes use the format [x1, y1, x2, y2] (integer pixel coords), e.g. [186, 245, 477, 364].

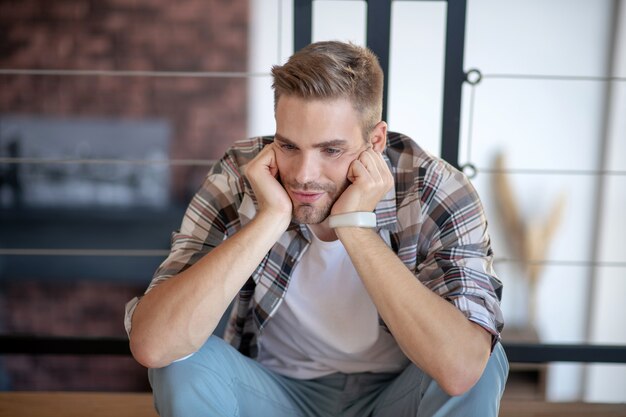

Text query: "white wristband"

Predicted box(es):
[328, 212, 377, 229]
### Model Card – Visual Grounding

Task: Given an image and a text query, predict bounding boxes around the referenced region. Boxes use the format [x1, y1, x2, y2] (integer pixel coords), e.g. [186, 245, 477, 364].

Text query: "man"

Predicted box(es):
[125, 41, 508, 417]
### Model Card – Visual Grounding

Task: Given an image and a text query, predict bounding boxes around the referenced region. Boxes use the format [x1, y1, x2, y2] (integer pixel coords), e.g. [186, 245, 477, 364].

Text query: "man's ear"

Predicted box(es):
[369, 121, 388, 153]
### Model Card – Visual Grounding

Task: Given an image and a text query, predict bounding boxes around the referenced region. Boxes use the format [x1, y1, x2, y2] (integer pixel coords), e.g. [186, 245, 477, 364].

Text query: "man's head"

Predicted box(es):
[270, 42, 387, 226]
[271, 41, 384, 140]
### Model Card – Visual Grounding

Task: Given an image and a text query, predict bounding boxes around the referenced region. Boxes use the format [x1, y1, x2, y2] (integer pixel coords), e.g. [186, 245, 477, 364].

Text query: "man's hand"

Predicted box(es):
[331, 148, 394, 215]
[245, 143, 293, 226]
[132, 143, 295, 369]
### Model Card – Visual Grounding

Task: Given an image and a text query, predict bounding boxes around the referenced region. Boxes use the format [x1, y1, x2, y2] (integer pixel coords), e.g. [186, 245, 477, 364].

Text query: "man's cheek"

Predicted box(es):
[276, 171, 286, 187]
[275, 167, 291, 190]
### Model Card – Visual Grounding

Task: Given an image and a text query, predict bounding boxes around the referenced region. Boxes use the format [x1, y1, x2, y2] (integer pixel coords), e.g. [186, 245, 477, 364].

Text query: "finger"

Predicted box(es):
[358, 150, 384, 182]
[366, 149, 390, 175]
[372, 152, 391, 178]
[358, 148, 376, 169]
[248, 143, 279, 178]
[262, 142, 278, 158]
[370, 151, 394, 189]
[347, 159, 373, 184]
[362, 149, 394, 192]
[265, 144, 280, 177]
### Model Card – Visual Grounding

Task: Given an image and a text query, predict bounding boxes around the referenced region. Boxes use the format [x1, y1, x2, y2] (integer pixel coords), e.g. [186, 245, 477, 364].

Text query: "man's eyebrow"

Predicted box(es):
[274, 133, 348, 148]
[274, 133, 295, 145]
[313, 139, 348, 149]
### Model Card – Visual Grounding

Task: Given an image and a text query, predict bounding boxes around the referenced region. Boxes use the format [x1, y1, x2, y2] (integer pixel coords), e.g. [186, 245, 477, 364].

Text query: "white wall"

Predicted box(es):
[586, 0, 626, 402]
[247, 0, 293, 137]
[462, 0, 617, 402]
[248, 0, 626, 402]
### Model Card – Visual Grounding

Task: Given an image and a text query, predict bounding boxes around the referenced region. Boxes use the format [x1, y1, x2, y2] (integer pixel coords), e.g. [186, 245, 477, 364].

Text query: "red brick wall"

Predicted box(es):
[0, 0, 249, 391]
[1, 282, 150, 391]
[0, 0, 249, 198]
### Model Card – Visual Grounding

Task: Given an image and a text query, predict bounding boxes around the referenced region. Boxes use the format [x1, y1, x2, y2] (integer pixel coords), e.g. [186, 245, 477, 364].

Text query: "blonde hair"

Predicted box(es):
[271, 41, 384, 139]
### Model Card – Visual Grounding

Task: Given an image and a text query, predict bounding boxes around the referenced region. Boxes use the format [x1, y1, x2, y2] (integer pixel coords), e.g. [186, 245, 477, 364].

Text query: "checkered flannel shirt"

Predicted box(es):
[125, 132, 504, 357]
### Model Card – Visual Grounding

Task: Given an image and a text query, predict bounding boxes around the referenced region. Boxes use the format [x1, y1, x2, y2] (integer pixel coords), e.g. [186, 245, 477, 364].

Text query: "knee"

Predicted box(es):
[150, 336, 232, 386]
[149, 337, 236, 416]
[149, 360, 202, 415]
[417, 345, 509, 416]
[471, 343, 509, 397]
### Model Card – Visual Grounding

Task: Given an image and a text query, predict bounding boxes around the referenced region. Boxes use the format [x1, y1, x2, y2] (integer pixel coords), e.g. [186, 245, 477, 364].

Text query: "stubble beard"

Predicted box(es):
[293, 202, 333, 224]
[286, 179, 349, 225]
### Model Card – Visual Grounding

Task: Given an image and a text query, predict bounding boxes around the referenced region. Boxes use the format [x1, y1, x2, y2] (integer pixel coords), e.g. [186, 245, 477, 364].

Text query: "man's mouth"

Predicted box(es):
[291, 190, 325, 204]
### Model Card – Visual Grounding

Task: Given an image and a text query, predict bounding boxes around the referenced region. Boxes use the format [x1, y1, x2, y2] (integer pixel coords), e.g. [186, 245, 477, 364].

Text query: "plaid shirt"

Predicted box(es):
[125, 132, 504, 357]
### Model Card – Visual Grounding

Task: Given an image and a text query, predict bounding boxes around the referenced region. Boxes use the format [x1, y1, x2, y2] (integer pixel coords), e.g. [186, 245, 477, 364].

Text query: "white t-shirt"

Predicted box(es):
[257, 227, 409, 379]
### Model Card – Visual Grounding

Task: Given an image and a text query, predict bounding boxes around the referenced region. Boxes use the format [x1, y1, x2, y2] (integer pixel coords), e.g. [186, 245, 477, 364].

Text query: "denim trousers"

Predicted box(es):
[149, 336, 509, 417]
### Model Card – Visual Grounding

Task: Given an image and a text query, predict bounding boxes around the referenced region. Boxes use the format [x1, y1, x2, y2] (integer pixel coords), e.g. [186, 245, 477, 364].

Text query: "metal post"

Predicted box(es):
[294, 0, 313, 52]
[440, 0, 467, 169]
[366, 0, 393, 122]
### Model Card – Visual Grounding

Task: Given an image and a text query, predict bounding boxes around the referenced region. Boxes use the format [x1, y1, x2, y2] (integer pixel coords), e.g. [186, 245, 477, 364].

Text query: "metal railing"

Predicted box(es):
[0, 0, 624, 367]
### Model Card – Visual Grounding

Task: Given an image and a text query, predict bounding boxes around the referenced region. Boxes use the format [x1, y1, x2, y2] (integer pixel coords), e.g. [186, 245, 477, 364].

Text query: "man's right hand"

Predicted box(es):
[131, 143, 294, 368]
[244, 143, 293, 227]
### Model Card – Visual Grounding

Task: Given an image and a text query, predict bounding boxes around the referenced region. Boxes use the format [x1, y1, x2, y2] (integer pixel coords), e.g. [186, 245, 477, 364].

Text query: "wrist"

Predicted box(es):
[254, 209, 292, 234]
[335, 224, 377, 242]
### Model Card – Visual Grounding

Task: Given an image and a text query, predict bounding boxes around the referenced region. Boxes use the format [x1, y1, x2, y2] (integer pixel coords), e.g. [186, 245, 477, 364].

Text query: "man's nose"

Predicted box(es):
[294, 152, 320, 185]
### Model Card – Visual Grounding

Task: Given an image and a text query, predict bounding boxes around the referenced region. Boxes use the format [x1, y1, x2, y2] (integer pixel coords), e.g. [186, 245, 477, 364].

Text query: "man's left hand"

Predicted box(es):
[330, 148, 394, 215]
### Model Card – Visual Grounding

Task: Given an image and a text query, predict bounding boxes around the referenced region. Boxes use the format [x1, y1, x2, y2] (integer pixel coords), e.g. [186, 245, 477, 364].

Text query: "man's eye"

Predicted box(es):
[324, 148, 341, 156]
[281, 144, 296, 151]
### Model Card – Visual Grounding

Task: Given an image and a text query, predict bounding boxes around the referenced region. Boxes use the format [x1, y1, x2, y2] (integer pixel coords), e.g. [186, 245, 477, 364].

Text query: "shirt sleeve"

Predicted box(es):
[416, 160, 504, 349]
[123, 157, 244, 337]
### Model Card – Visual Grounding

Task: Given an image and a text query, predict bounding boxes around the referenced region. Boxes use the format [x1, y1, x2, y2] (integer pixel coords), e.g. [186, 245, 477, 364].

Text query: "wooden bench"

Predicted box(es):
[1, 392, 625, 417]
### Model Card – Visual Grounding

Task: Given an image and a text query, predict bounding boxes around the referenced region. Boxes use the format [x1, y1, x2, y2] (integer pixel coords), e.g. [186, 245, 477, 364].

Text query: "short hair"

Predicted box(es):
[271, 41, 384, 139]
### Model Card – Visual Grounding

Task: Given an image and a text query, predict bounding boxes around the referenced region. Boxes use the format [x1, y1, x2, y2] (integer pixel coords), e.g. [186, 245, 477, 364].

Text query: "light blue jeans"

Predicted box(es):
[149, 336, 509, 417]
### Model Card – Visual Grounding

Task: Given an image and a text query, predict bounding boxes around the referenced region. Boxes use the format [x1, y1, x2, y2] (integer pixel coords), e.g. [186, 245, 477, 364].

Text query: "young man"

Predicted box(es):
[125, 41, 508, 417]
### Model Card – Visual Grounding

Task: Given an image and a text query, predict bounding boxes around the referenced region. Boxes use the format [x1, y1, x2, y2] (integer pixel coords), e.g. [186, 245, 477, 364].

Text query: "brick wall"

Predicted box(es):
[0, 0, 249, 198]
[0, 282, 150, 391]
[0, 0, 249, 391]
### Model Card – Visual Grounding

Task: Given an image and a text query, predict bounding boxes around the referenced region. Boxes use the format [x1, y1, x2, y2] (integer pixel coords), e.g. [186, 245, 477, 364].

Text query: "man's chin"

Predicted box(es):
[292, 205, 331, 225]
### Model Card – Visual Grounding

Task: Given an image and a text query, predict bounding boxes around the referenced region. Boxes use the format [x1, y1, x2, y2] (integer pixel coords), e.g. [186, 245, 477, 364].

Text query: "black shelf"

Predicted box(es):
[0, 206, 185, 283]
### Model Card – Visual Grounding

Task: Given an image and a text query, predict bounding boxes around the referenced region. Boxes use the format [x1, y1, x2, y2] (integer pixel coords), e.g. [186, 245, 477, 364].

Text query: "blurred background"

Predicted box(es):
[1, 0, 624, 403]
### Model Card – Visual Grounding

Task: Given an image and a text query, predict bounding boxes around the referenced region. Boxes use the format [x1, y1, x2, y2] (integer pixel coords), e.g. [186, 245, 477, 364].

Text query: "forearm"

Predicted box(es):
[336, 227, 491, 395]
[130, 211, 288, 368]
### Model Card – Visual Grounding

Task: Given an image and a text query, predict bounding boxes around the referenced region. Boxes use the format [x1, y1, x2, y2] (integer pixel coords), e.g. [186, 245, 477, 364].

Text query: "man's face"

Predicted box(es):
[274, 95, 368, 224]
